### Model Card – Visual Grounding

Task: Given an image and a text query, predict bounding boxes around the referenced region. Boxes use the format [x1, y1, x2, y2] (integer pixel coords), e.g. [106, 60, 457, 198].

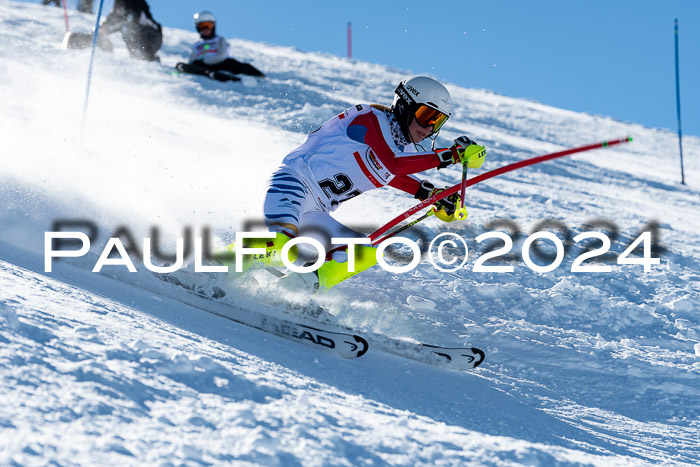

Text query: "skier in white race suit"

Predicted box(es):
[175, 10, 265, 82]
[229, 76, 487, 293]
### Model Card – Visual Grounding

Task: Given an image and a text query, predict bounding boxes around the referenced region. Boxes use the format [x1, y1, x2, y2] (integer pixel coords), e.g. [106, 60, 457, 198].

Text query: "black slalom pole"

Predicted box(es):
[674, 19, 686, 185]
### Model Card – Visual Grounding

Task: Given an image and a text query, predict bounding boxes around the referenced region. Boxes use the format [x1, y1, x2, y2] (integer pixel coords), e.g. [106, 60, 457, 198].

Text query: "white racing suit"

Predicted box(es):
[264, 104, 449, 253]
[189, 35, 230, 65]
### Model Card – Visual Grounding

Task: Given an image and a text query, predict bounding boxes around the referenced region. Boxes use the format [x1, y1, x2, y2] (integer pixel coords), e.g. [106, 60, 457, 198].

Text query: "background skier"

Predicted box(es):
[99, 0, 162, 62]
[62, 0, 161, 61]
[175, 11, 265, 82]
[226, 76, 487, 293]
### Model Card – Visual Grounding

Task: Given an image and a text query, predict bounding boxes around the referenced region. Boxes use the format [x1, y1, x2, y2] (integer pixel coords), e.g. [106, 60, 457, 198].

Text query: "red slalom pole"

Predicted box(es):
[370, 137, 633, 244]
[61, 0, 69, 32]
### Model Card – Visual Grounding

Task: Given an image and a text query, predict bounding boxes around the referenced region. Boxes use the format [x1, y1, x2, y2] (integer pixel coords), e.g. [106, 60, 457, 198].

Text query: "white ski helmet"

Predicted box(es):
[193, 10, 216, 28]
[392, 76, 452, 138]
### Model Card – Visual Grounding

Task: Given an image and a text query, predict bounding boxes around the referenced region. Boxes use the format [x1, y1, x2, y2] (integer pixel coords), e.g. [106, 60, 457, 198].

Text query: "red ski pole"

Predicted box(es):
[371, 137, 632, 244]
[458, 163, 468, 218]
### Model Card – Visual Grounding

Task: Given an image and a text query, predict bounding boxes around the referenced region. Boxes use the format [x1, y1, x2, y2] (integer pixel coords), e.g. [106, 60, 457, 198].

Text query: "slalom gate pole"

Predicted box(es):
[370, 137, 633, 245]
[674, 19, 686, 185]
[61, 0, 69, 32]
[79, 0, 106, 143]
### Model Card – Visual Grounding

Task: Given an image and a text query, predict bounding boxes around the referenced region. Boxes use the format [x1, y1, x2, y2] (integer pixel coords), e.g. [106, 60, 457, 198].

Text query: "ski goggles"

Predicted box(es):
[414, 105, 449, 133]
[196, 21, 215, 31]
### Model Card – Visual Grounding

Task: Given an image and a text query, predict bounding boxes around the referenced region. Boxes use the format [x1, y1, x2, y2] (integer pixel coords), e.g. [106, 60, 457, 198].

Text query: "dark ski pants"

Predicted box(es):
[190, 58, 265, 78]
[122, 23, 162, 62]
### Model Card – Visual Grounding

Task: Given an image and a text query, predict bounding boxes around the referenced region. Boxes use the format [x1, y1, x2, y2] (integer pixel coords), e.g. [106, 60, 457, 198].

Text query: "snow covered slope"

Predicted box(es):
[2, 1, 699, 465]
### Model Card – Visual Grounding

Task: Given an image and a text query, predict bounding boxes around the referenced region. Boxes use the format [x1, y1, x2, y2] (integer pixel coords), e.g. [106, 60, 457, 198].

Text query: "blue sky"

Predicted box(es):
[37, 0, 700, 137]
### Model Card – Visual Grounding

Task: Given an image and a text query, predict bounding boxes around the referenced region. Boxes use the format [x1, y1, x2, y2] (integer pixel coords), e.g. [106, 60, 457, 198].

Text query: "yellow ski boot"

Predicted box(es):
[276, 244, 378, 293]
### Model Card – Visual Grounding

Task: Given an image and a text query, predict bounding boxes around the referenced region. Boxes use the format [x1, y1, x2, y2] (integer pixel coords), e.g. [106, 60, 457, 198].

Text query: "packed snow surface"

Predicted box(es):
[1, 2, 699, 465]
